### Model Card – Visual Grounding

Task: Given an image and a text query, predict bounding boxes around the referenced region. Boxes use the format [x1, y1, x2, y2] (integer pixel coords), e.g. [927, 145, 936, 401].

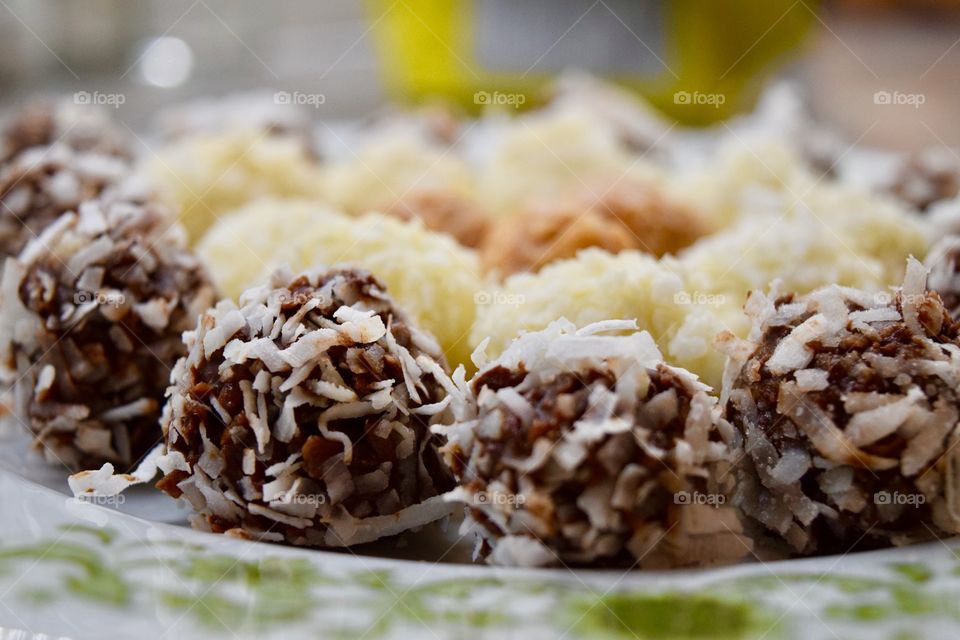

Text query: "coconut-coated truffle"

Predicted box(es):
[717, 258, 960, 555]
[0, 142, 151, 264]
[1, 101, 131, 164]
[439, 319, 749, 568]
[925, 235, 960, 321]
[0, 200, 216, 469]
[155, 268, 456, 547]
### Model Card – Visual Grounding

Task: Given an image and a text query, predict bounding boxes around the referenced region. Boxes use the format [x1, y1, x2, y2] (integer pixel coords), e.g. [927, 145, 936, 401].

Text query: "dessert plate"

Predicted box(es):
[0, 427, 957, 640]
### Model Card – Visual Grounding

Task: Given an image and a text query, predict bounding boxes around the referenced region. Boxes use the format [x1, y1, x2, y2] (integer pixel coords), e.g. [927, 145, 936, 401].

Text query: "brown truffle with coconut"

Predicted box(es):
[152, 267, 456, 547]
[717, 257, 960, 555]
[1, 101, 132, 164]
[0, 142, 152, 263]
[925, 235, 960, 321]
[438, 319, 750, 568]
[0, 199, 216, 469]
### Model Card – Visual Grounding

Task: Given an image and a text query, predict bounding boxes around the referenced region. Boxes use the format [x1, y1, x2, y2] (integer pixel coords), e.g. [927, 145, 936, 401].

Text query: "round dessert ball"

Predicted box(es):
[925, 235, 960, 320]
[1, 101, 131, 163]
[383, 189, 489, 249]
[0, 199, 216, 469]
[0, 142, 151, 263]
[481, 179, 706, 277]
[155, 268, 456, 547]
[889, 147, 960, 212]
[440, 319, 750, 568]
[717, 257, 960, 555]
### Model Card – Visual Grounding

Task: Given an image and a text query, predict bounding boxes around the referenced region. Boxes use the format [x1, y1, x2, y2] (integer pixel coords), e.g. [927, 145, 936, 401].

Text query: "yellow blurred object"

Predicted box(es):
[366, 0, 817, 124]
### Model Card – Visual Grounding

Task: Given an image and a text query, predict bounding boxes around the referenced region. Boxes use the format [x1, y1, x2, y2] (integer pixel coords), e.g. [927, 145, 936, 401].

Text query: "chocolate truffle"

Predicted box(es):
[0, 143, 151, 263]
[890, 148, 960, 212]
[155, 268, 456, 547]
[1, 101, 131, 163]
[440, 319, 749, 568]
[717, 258, 960, 555]
[925, 235, 960, 320]
[0, 200, 216, 469]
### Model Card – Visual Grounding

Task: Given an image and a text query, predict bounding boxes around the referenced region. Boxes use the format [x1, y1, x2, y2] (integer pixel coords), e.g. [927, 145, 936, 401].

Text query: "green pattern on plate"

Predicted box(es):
[1, 523, 960, 639]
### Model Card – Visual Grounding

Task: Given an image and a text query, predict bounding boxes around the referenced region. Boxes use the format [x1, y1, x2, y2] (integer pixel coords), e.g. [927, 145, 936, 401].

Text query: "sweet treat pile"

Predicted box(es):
[17, 77, 960, 565]
[440, 319, 749, 568]
[717, 258, 960, 554]
[0, 200, 216, 469]
[153, 268, 455, 546]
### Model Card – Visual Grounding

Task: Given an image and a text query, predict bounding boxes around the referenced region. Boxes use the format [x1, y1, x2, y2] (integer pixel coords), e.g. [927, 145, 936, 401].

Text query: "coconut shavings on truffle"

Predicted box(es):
[153, 267, 456, 547]
[438, 318, 749, 568]
[718, 257, 960, 555]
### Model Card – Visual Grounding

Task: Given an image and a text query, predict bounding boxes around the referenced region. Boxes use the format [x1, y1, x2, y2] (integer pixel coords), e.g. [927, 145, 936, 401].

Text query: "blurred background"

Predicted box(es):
[0, 0, 957, 148]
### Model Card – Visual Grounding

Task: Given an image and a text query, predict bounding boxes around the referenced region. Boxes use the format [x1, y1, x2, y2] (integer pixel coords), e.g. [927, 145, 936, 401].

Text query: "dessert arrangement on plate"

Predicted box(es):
[4, 76, 960, 570]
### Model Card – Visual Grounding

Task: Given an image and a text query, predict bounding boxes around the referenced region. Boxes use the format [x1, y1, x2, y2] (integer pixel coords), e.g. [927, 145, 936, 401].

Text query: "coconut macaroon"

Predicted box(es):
[154, 91, 317, 153]
[469, 248, 732, 389]
[0, 200, 216, 470]
[439, 319, 749, 568]
[475, 106, 662, 217]
[321, 132, 486, 246]
[481, 178, 707, 277]
[0, 142, 152, 264]
[198, 201, 484, 369]
[147, 130, 326, 243]
[153, 267, 455, 547]
[717, 258, 960, 555]
[382, 189, 489, 249]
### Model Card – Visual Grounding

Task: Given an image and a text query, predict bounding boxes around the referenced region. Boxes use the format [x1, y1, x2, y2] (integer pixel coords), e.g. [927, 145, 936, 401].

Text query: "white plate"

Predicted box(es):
[1, 426, 959, 640]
